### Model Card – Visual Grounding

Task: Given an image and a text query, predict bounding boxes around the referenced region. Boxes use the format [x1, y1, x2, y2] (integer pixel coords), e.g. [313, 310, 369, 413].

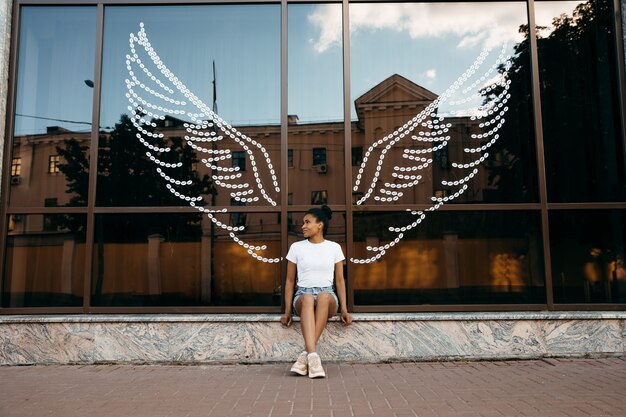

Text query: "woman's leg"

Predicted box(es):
[314, 292, 338, 344]
[295, 294, 317, 353]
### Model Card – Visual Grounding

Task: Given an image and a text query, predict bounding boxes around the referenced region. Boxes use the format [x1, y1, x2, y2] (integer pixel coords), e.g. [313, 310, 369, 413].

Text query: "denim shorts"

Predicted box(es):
[292, 286, 339, 316]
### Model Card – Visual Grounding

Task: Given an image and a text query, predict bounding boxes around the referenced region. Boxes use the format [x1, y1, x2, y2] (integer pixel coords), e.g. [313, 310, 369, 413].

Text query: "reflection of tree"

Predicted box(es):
[481, 24, 535, 203]
[56, 114, 213, 236]
[484, 0, 619, 202]
[96, 114, 214, 211]
[535, 0, 621, 200]
[56, 114, 214, 300]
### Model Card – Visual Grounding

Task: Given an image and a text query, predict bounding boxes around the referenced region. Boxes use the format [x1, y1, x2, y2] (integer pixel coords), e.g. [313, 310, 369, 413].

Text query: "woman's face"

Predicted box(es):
[302, 214, 323, 238]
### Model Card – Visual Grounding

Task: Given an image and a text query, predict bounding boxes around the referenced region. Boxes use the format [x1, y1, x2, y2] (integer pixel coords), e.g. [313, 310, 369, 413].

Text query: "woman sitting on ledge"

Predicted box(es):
[280, 205, 352, 378]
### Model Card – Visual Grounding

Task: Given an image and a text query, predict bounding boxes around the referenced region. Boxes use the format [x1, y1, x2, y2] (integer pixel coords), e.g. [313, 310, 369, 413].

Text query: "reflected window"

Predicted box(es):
[311, 190, 328, 205]
[352, 146, 363, 166]
[313, 148, 327, 166]
[230, 198, 247, 228]
[11, 158, 21, 177]
[43, 198, 59, 231]
[232, 151, 246, 171]
[48, 155, 61, 174]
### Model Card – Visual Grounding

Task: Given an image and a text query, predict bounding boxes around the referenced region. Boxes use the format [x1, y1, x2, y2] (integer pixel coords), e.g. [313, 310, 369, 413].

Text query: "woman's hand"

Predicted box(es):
[340, 311, 352, 326]
[280, 313, 293, 327]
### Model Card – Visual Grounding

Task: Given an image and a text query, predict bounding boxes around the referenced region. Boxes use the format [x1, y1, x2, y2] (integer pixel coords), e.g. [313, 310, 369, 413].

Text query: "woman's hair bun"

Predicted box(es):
[321, 204, 333, 220]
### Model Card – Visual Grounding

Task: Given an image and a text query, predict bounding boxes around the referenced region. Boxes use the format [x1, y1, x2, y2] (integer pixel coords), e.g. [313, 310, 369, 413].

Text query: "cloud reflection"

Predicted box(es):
[309, 2, 585, 53]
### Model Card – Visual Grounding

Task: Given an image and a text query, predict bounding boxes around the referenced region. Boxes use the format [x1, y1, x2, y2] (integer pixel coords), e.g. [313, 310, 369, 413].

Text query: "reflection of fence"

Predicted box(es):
[353, 238, 535, 291]
[5, 242, 85, 306]
[5, 239, 282, 305]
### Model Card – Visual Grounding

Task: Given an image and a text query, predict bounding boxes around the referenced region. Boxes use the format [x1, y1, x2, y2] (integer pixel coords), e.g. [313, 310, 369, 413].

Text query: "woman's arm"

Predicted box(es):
[334, 262, 352, 325]
[281, 261, 297, 327]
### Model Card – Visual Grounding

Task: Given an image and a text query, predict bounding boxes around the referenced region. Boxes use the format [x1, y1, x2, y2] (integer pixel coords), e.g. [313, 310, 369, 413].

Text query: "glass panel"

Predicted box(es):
[536, 0, 625, 202]
[288, 4, 345, 206]
[353, 211, 545, 305]
[349, 2, 538, 206]
[10, 7, 96, 207]
[287, 211, 347, 303]
[92, 213, 281, 307]
[98, 6, 281, 207]
[550, 210, 626, 303]
[2, 214, 86, 307]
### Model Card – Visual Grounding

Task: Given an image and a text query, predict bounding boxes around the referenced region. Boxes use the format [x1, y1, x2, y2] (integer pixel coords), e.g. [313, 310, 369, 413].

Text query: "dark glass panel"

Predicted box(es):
[92, 213, 281, 307]
[10, 7, 96, 207]
[353, 211, 545, 305]
[536, 0, 625, 202]
[550, 210, 626, 303]
[349, 3, 538, 206]
[288, 4, 345, 206]
[98, 6, 280, 207]
[2, 214, 86, 307]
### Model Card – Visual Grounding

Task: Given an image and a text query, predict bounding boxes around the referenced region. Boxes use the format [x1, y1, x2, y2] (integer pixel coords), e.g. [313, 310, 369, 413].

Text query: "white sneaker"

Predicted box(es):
[290, 351, 308, 376]
[307, 352, 326, 378]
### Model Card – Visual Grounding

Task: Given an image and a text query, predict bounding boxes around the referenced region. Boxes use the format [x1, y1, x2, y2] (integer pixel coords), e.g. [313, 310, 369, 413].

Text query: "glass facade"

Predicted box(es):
[1, 0, 624, 312]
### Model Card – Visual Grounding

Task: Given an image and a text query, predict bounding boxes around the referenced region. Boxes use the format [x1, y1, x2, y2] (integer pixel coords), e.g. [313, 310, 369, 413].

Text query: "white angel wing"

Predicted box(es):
[125, 23, 281, 263]
[352, 44, 513, 263]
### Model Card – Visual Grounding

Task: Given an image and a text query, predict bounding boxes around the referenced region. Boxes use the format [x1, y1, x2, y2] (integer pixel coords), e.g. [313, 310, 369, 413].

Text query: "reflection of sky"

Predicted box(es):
[288, 4, 343, 123]
[14, 2, 585, 135]
[100, 6, 280, 130]
[347, 2, 527, 119]
[14, 7, 97, 136]
[535, 1, 584, 36]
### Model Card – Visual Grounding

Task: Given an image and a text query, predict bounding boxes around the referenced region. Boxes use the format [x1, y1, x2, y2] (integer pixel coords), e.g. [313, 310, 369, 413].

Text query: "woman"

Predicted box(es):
[280, 205, 352, 378]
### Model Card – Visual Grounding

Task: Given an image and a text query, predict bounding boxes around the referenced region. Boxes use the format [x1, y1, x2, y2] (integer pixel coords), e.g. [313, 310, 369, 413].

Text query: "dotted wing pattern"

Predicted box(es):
[351, 44, 513, 263]
[125, 23, 281, 263]
[125, 23, 512, 264]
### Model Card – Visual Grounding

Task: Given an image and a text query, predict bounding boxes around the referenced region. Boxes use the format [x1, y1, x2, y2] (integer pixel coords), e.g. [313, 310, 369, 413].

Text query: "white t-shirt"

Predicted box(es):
[286, 239, 345, 288]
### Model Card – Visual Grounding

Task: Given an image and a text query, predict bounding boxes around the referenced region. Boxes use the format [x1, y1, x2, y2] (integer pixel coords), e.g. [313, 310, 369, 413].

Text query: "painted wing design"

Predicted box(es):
[125, 23, 281, 263]
[352, 44, 513, 263]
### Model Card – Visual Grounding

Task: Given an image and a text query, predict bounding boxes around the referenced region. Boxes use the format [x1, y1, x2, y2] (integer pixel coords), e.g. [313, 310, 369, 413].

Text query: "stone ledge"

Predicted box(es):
[1, 311, 626, 323]
[0, 312, 624, 365]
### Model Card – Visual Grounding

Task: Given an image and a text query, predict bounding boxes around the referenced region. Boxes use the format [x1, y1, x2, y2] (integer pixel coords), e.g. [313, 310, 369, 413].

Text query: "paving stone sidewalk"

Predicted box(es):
[1, 358, 625, 417]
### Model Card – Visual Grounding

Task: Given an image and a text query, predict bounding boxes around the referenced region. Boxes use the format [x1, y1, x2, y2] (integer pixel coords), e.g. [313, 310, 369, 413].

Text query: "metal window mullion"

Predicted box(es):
[527, 0, 554, 310]
[83, 3, 105, 313]
[280, 0, 288, 314]
[0, 1, 21, 311]
[342, 0, 354, 312]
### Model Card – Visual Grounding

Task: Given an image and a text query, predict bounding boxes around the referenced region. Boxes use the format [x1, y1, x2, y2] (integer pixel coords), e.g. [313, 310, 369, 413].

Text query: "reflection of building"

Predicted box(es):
[3, 73, 617, 306]
[9, 74, 490, 210]
[10, 127, 90, 209]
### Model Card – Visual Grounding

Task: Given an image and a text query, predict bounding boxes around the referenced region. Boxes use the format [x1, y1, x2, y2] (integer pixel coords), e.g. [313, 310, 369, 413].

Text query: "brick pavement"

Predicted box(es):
[0, 358, 625, 417]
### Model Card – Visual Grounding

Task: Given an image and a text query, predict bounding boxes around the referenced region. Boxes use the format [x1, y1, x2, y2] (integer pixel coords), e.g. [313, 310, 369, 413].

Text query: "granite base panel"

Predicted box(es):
[1, 313, 625, 365]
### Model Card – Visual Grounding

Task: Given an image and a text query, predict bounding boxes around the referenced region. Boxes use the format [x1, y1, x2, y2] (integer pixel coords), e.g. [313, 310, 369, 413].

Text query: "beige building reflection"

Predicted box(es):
[6, 75, 536, 305]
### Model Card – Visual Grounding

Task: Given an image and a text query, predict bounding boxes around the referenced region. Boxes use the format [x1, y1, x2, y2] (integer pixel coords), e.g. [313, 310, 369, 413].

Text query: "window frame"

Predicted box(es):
[0, 0, 624, 314]
[47, 155, 61, 174]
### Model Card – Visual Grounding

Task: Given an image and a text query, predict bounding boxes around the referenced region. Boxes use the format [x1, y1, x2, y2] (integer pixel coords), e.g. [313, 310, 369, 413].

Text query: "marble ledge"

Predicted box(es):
[1, 311, 626, 324]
